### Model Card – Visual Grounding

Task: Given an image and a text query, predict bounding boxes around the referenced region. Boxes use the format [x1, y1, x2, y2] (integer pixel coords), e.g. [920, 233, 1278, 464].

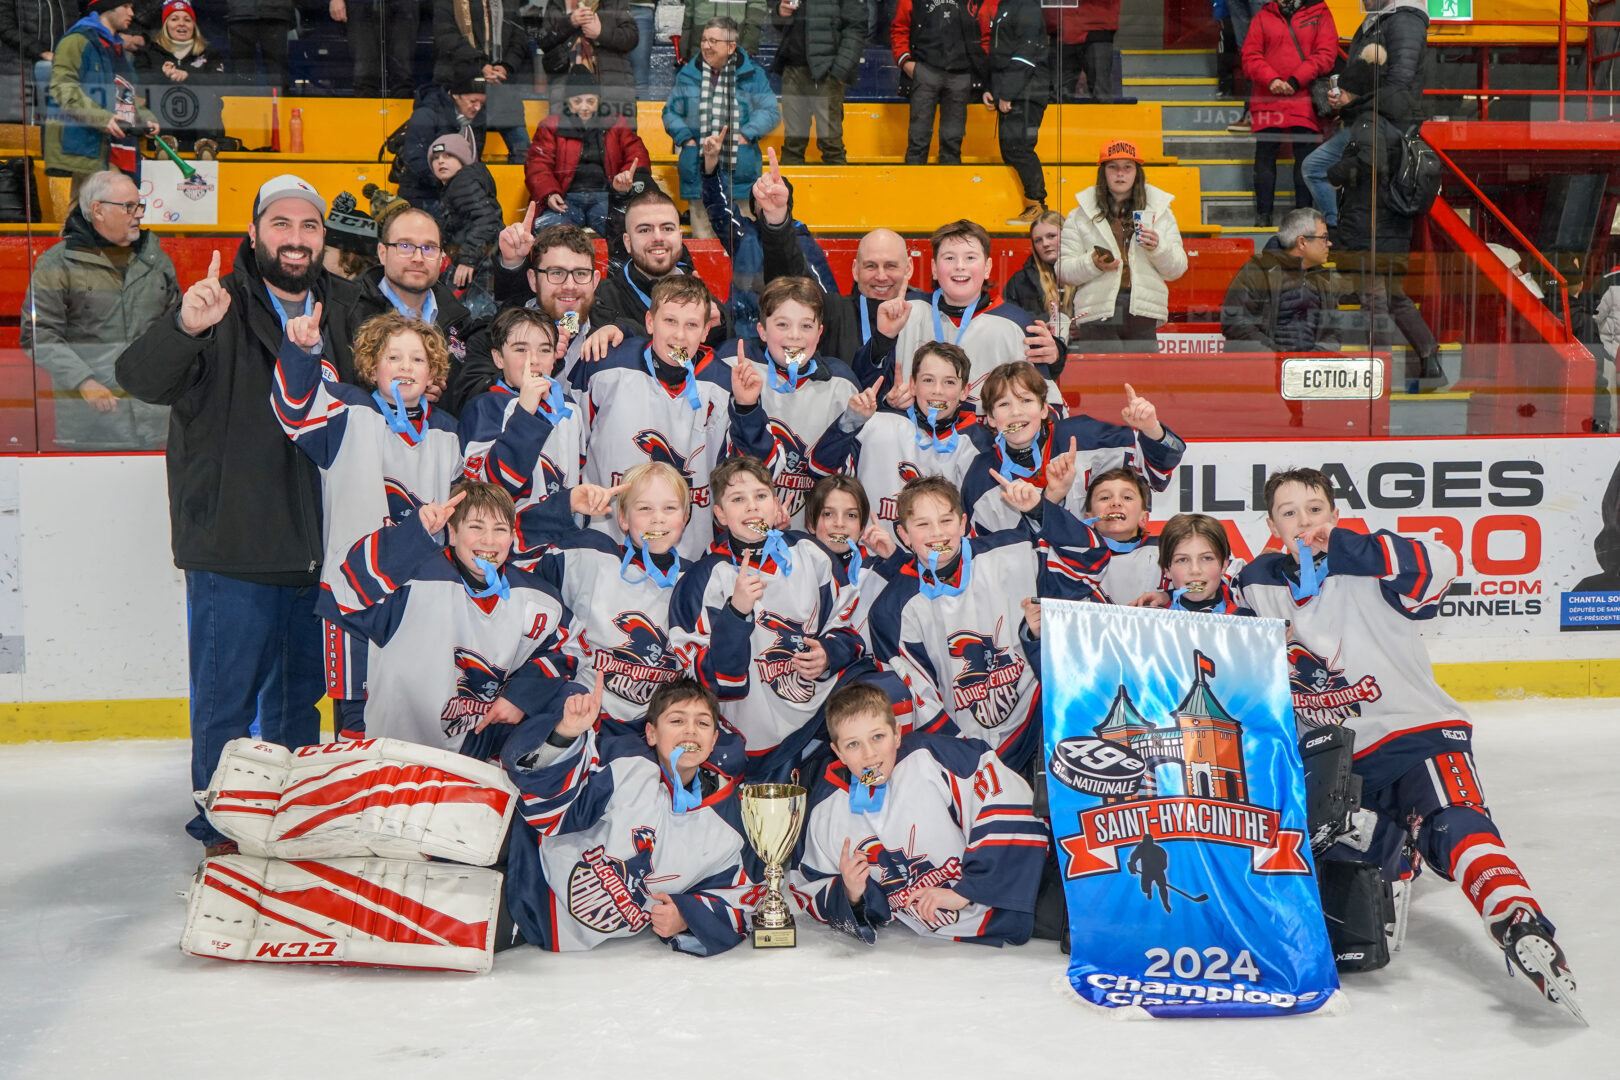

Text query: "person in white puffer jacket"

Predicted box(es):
[1056, 138, 1188, 353]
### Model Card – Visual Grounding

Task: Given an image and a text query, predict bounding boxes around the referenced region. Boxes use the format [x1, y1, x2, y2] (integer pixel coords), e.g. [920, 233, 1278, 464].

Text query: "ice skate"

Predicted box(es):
[1493, 905, 1586, 1025]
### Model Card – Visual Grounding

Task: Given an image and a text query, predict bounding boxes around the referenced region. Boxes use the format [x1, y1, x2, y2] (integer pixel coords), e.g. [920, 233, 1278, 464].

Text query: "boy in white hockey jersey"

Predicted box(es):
[1156, 513, 1246, 614]
[1238, 467, 1581, 1020]
[317, 481, 580, 760]
[792, 683, 1048, 946]
[962, 361, 1185, 534]
[669, 456, 866, 782]
[806, 474, 900, 646]
[271, 307, 463, 737]
[500, 676, 759, 955]
[810, 341, 985, 540]
[1035, 464, 1166, 607]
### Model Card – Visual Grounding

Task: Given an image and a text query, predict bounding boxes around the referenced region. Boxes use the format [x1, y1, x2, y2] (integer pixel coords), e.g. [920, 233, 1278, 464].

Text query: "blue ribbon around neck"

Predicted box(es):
[845, 542, 862, 582]
[1080, 517, 1141, 554]
[372, 379, 422, 445]
[918, 538, 972, 600]
[266, 287, 313, 332]
[995, 430, 1039, 481]
[908, 405, 959, 453]
[848, 776, 887, 813]
[467, 557, 510, 600]
[644, 345, 702, 411]
[1170, 586, 1229, 614]
[623, 263, 653, 309]
[541, 376, 574, 420]
[930, 289, 978, 346]
[619, 541, 680, 588]
[759, 529, 794, 576]
[1290, 539, 1330, 601]
[665, 746, 703, 813]
[858, 296, 874, 344]
[766, 351, 818, 393]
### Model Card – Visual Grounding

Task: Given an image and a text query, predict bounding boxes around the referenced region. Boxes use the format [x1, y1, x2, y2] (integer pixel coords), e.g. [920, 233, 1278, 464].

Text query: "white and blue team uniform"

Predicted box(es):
[316, 517, 581, 760]
[791, 733, 1047, 946]
[575, 337, 774, 559]
[719, 341, 860, 529]
[669, 532, 865, 782]
[270, 338, 463, 732]
[457, 377, 587, 504]
[1036, 504, 1165, 605]
[500, 722, 759, 956]
[960, 413, 1185, 535]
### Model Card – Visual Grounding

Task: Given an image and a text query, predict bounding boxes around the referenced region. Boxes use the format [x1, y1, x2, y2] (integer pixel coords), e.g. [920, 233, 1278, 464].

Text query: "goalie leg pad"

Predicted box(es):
[1298, 725, 1362, 855]
[181, 854, 503, 974]
[202, 737, 517, 865]
[1316, 856, 1395, 973]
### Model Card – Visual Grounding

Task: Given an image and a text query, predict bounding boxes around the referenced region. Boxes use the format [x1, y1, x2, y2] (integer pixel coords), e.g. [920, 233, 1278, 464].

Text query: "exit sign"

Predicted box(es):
[1428, 0, 1472, 18]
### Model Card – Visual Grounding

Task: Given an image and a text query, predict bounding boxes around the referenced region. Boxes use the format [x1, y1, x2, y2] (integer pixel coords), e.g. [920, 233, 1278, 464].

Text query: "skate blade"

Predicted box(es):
[1511, 934, 1588, 1026]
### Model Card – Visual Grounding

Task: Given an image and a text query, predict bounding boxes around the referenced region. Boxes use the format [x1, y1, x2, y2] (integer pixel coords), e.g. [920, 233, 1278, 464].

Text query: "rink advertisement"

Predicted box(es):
[1166, 439, 1620, 635]
[1044, 601, 1341, 1018]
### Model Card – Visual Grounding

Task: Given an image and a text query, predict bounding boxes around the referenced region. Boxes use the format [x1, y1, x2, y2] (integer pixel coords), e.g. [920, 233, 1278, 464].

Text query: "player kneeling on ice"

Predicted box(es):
[498, 675, 761, 955]
[791, 683, 1057, 945]
[1238, 467, 1582, 1023]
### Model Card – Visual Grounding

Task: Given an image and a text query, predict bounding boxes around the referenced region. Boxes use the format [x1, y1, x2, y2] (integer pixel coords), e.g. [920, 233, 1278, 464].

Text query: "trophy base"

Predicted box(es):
[750, 924, 796, 948]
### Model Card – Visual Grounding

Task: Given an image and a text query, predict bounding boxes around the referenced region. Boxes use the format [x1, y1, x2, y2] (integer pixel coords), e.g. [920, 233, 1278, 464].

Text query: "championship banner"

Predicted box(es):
[1044, 601, 1342, 1018]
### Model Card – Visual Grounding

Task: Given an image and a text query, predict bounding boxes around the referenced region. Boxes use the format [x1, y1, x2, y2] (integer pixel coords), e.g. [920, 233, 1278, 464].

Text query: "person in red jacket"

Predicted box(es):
[1241, 0, 1338, 228]
[1044, 0, 1119, 104]
[526, 66, 652, 235]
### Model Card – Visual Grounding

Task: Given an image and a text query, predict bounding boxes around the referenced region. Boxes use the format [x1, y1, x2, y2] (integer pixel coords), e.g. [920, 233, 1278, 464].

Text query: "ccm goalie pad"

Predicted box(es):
[201, 738, 516, 866]
[182, 854, 502, 973]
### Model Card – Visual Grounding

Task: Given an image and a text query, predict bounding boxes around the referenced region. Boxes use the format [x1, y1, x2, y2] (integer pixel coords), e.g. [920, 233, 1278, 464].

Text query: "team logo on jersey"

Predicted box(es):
[382, 476, 424, 525]
[877, 462, 923, 521]
[440, 648, 508, 738]
[854, 825, 965, 930]
[1288, 643, 1382, 727]
[947, 620, 1026, 729]
[754, 612, 818, 704]
[595, 612, 684, 705]
[566, 826, 659, 934]
[535, 452, 566, 498]
[627, 430, 709, 508]
[766, 418, 813, 515]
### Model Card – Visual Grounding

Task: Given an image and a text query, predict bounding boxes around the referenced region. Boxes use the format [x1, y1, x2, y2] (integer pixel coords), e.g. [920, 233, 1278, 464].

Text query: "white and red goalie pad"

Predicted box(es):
[182, 854, 502, 974]
[201, 738, 516, 866]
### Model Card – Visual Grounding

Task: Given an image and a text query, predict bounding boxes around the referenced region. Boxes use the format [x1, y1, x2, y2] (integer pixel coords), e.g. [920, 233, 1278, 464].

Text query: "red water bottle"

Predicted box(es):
[270, 88, 281, 152]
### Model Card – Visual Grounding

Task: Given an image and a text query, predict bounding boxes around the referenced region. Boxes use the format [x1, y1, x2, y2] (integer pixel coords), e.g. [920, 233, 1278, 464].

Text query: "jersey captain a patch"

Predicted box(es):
[441, 648, 510, 738]
[566, 827, 659, 935]
[948, 620, 1026, 730]
[1288, 642, 1383, 727]
[594, 612, 684, 706]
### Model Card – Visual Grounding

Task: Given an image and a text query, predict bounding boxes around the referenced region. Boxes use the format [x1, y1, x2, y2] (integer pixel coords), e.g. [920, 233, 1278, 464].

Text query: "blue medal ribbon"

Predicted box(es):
[372, 379, 423, 445]
[467, 558, 510, 600]
[918, 538, 972, 600]
[644, 345, 703, 411]
[541, 375, 574, 420]
[766, 351, 818, 393]
[930, 289, 979, 346]
[759, 529, 794, 576]
[994, 429, 1040, 481]
[858, 296, 874, 344]
[845, 543, 863, 583]
[622, 264, 654, 310]
[619, 542, 680, 588]
[1081, 518, 1142, 555]
[1170, 586, 1229, 614]
[848, 775, 887, 812]
[1290, 539, 1330, 601]
[908, 405, 960, 453]
[665, 746, 703, 813]
[266, 287, 313, 332]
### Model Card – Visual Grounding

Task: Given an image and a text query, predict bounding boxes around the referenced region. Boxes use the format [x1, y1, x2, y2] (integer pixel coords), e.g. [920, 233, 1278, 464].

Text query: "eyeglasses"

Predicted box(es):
[96, 198, 146, 215]
[537, 266, 596, 284]
[1304, 234, 1331, 242]
[700, 35, 736, 46]
[387, 242, 442, 259]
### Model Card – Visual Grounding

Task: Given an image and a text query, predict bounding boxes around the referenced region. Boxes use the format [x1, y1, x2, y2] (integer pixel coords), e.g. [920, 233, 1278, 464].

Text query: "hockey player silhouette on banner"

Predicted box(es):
[1128, 834, 1173, 913]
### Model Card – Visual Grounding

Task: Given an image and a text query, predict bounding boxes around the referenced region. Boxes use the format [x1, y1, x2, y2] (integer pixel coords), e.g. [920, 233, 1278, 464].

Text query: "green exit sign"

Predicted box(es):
[1428, 0, 1472, 18]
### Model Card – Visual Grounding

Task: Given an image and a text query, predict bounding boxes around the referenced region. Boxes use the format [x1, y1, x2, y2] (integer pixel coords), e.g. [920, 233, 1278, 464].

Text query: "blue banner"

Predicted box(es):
[1043, 601, 1341, 1018]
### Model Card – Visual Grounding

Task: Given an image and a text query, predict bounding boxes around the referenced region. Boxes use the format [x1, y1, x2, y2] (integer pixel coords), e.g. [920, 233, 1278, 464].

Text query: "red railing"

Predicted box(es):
[1418, 2, 1620, 121]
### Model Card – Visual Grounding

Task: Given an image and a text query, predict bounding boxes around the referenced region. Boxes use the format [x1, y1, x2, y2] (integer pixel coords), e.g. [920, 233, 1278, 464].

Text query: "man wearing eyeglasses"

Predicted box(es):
[1219, 206, 1342, 354]
[23, 169, 178, 450]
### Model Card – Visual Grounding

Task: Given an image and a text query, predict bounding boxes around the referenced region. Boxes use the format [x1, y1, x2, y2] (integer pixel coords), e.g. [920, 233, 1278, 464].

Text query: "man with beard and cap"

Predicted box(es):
[116, 174, 359, 857]
[587, 186, 734, 348]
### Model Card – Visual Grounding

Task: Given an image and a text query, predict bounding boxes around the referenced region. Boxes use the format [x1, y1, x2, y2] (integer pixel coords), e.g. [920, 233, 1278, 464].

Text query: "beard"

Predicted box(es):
[255, 238, 322, 293]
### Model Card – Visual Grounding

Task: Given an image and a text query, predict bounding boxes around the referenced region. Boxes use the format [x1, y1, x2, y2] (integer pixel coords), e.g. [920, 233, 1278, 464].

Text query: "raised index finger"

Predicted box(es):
[207, 249, 221, 279]
[1124, 382, 1138, 403]
[767, 146, 780, 182]
[310, 300, 323, 324]
[990, 469, 1011, 489]
[605, 483, 629, 499]
[444, 490, 467, 510]
[521, 201, 536, 231]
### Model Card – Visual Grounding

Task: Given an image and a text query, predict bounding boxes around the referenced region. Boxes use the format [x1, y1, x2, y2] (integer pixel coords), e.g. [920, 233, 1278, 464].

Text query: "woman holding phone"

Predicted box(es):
[1056, 139, 1187, 354]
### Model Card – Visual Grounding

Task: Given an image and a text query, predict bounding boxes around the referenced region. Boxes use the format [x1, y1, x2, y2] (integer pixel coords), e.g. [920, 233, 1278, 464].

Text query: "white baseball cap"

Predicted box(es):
[253, 174, 328, 220]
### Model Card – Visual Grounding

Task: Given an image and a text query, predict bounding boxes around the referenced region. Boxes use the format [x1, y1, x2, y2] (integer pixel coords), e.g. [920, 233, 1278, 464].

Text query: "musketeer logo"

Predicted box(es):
[566, 826, 658, 934]
[1056, 652, 1310, 895]
[440, 648, 508, 738]
[766, 418, 813, 516]
[595, 612, 683, 705]
[1288, 643, 1381, 727]
[947, 620, 1026, 729]
[755, 612, 818, 704]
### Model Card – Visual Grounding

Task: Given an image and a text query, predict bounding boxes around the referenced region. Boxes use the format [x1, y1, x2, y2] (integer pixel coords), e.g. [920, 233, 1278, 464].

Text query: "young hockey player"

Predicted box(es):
[1033, 463, 1165, 607]
[857, 218, 1064, 406]
[668, 455, 865, 782]
[1238, 467, 1582, 1021]
[317, 481, 581, 760]
[500, 676, 759, 955]
[574, 275, 773, 558]
[727, 276, 861, 527]
[1156, 512, 1245, 614]
[806, 474, 900, 635]
[809, 341, 985, 540]
[271, 306, 463, 737]
[962, 361, 1185, 534]
[790, 682, 1047, 945]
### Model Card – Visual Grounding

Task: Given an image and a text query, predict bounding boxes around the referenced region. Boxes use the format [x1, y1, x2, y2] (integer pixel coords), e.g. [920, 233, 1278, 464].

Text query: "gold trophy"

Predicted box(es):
[739, 782, 807, 947]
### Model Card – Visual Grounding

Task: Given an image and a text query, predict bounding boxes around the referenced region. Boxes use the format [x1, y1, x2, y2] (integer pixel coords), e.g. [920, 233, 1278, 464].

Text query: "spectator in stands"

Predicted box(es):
[1219, 206, 1340, 352]
[681, 0, 767, 63]
[985, 0, 1050, 226]
[329, 0, 420, 98]
[44, 0, 160, 195]
[1003, 209, 1070, 339]
[432, 0, 534, 161]
[1056, 139, 1188, 354]
[224, 0, 292, 90]
[664, 17, 780, 239]
[321, 190, 380, 281]
[429, 132, 504, 317]
[1045, 0, 1118, 105]
[893, 0, 982, 164]
[1302, 0, 1430, 231]
[0, 0, 76, 125]
[400, 74, 489, 217]
[134, 1, 226, 154]
[1222, 0, 1266, 128]
[527, 65, 651, 234]
[772, 0, 865, 166]
[527, 0, 640, 127]
[116, 175, 358, 856]
[1241, 0, 1335, 229]
[21, 170, 176, 451]
[626, 0, 656, 91]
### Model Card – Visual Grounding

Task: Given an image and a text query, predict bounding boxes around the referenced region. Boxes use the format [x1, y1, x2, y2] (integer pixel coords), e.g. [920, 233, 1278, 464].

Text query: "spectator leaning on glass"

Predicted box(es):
[44, 0, 159, 195]
[663, 17, 780, 240]
[21, 170, 177, 451]
[770, 0, 865, 166]
[527, 0, 641, 128]
[115, 175, 359, 856]
[1220, 206, 1341, 353]
[1057, 139, 1188, 354]
[400, 74, 489, 217]
[680, 0, 767, 63]
[1240, 0, 1336, 229]
[528, 65, 652, 235]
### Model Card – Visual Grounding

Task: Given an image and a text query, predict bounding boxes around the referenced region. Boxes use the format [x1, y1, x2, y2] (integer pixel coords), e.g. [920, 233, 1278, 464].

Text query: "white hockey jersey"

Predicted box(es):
[790, 733, 1046, 945]
[457, 379, 587, 504]
[809, 406, 986, 541]
[1037, 504, 1165, 605]
[859, 293, 1062, 409]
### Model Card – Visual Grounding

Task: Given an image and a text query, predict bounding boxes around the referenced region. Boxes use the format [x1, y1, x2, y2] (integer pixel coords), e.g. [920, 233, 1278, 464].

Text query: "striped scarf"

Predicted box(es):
[697, 54, 742, 174]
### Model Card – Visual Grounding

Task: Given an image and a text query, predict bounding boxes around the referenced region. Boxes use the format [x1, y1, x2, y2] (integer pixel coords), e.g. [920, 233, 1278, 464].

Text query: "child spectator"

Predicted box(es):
[892, 0, 983, 165]
[669, 455, 865, 782]
[527, 66, 652, 236]
[791, 681, 1048, 944]
[428, 133, 504, 308]
[272, 307, 463, 736]
[1002, 211, 1072, 342]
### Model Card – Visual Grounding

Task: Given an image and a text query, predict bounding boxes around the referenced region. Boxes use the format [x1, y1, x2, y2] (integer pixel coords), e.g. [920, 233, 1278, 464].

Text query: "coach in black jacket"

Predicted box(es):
[116, 176, 357, 853]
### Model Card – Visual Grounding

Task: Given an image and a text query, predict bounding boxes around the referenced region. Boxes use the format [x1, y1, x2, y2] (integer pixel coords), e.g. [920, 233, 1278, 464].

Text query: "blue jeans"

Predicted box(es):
[1302, 125, 1353, 227]
[498, 123, 532, 161]
[629, 4, 656, 92]
[538, 190, 611, 234]
[185, 571, 324, 845]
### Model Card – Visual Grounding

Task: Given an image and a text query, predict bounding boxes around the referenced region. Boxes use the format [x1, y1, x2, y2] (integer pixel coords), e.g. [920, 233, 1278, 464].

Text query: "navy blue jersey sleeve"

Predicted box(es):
[1327, 527, 1459, 620]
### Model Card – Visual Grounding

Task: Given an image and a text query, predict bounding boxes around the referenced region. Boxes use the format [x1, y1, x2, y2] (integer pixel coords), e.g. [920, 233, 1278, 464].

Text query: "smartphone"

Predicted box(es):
[1094, 245, 1114, 261]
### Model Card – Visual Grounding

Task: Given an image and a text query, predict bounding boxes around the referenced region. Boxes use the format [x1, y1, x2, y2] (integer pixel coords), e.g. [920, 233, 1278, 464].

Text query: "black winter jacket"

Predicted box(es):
[526, 0, 638, 103]
[225, 0, 293, 21]
[114, 238, 360, 584]
[1220, 248, 1341, 351]
[1326, 113, 1416, 253]
[400, 84, 489, 204]
[431, 0, 533, 85]
[439, 160, 504, 269]
[986, 0, 1049, 103]
[1339, 1, 1430, 128]
[771, 0, 866, 84]
[0, 0, 76, 62]
[345, 264, 480, 414]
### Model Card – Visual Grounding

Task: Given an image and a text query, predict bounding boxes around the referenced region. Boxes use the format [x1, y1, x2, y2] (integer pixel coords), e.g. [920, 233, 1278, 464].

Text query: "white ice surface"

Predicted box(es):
[2, 700, 1614, 1080]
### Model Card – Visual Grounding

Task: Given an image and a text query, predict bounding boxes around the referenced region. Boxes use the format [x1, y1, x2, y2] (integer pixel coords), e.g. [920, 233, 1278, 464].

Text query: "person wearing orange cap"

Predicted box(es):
[1056, 139, 1187, 354]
